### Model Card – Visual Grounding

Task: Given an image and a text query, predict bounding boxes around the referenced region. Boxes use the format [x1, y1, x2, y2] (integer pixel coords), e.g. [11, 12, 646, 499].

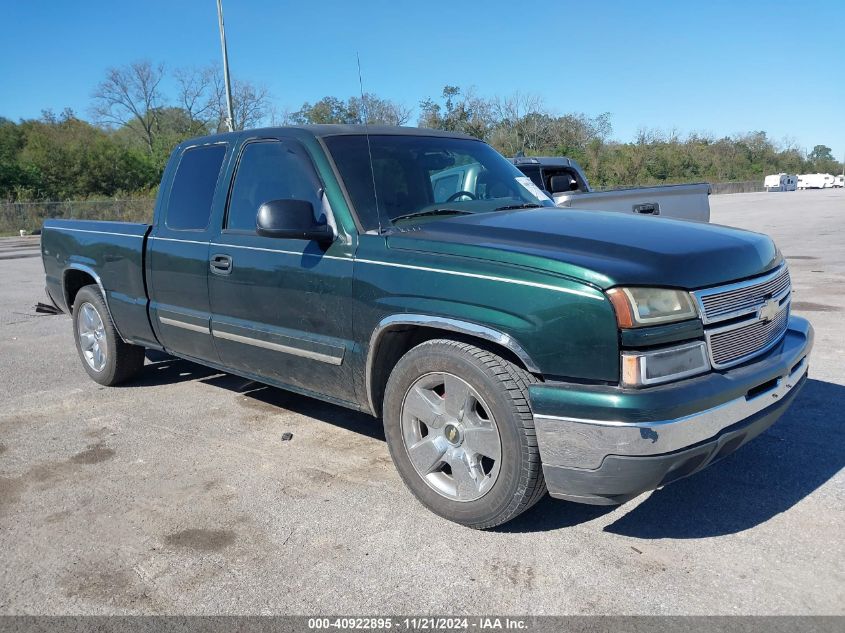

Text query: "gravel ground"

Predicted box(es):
[0, 189, 842, 615]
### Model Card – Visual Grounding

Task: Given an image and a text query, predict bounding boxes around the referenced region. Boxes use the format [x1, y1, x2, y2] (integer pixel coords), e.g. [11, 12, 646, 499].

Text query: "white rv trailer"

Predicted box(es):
[797, 173, 836, 189]
[764, 173, 797, 191]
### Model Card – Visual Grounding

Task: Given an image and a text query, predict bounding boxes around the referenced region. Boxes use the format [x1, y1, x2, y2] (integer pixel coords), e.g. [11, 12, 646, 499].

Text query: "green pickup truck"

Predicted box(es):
[41, 125, 813, 528]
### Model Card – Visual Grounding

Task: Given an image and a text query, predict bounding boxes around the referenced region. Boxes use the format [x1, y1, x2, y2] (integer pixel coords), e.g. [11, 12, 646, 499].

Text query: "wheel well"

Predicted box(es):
[368, 325, 537, 417]
[63, 269, 97, 311]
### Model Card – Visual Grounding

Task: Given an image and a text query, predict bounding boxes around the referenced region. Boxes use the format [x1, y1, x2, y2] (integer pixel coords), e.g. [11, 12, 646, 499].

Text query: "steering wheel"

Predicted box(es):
[446, 190, 477, 202]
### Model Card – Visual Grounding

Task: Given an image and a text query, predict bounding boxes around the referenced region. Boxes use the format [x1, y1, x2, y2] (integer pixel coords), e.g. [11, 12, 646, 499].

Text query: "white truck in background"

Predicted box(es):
[764, 173, 798, 192]
[834, 175, 844, 188]
[797, 173, 836, 189]
[510, 156, 711, 222]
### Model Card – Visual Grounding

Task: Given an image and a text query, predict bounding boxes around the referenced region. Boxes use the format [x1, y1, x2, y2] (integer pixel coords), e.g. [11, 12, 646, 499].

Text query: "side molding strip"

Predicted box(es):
[159, 316, 211, 334]
[156, 311, 344, 365]
[53, 226, 144, 239]
[212, 329, 344, 365]
[355, 259, 602, 300]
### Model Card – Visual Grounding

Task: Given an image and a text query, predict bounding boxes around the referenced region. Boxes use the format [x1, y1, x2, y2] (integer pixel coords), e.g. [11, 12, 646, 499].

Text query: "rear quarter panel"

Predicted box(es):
[41, 219, 158, 346]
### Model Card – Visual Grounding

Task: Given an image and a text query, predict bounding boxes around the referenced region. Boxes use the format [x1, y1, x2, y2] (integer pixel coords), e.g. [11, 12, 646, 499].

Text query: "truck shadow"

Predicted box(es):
[127, 350, 224, 385]
[501, 378, 844, 537]
[133, 350, 386, 441]
[131, 354, 842, 538]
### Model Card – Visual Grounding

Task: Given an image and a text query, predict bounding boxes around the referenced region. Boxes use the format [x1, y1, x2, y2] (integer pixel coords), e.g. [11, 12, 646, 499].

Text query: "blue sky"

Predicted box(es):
[1, 0, 843, 159]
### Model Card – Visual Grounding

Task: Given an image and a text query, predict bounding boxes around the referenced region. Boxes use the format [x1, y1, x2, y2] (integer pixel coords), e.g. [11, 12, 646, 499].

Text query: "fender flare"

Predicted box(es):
[365, 314, 541, 416]
[63, 263, 128, 342]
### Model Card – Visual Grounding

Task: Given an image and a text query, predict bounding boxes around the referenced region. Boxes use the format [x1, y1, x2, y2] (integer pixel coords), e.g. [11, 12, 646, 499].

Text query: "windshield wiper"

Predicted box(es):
[391, 208, 473, 223]
[493, 203, 543, 211]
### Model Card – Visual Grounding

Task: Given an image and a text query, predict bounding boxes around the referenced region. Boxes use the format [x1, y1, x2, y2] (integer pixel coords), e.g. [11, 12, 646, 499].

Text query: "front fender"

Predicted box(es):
[352, 236, 620, 410]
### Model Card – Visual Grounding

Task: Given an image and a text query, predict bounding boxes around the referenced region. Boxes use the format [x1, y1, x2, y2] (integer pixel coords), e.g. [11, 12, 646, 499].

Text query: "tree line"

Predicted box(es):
[1, 60, 841, 203]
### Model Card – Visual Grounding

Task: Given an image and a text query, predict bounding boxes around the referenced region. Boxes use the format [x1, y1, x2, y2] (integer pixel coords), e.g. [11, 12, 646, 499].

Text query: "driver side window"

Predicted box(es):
[226, 140, 323, 232]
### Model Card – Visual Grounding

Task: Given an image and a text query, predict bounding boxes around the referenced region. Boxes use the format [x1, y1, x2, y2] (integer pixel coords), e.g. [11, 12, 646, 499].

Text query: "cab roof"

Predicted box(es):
[183, 124, 478, 147]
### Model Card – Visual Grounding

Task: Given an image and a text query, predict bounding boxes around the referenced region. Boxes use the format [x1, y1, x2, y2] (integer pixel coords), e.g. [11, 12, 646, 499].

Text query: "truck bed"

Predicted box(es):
[41, 219, 158, 346]
[553, 182, 711, 222]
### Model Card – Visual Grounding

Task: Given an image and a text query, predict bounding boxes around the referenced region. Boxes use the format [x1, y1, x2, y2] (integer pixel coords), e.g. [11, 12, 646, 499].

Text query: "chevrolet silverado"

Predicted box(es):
[41, 125, 813, 528]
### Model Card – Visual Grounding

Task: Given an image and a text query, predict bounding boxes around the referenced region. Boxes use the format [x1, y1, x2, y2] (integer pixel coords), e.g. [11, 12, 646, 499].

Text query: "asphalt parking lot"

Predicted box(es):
[0, 189, 843, 615]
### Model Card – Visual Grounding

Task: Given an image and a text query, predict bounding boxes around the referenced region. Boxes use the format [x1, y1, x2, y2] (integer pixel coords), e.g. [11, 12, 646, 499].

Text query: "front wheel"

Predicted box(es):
[72, 284, 145, 386]
[383, 339, 547, 529]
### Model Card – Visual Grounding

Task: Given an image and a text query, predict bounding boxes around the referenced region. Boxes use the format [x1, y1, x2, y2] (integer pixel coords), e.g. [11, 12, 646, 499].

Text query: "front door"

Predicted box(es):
[207, 137, 356, 403]
[148, 142, 229, 362]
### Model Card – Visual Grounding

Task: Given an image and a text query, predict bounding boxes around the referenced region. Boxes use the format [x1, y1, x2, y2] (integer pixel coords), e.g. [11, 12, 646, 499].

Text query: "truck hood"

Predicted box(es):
[386, 208, 781, 290]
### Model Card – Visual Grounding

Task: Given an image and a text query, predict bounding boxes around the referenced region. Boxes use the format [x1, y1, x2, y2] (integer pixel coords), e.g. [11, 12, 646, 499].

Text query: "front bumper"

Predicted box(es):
[531, 315, 814, 505]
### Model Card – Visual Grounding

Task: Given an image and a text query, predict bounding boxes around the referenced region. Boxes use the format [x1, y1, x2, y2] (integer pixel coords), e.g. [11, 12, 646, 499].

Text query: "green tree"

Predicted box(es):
[419, 86, 492, 139]
[0, 118, 36, 201]
[809, 144, 833, 161]
[4, 77, 845, 205]
[290, 94, 411, 126]
[291, 97, 352, 124]
[17, 110, 157, 200]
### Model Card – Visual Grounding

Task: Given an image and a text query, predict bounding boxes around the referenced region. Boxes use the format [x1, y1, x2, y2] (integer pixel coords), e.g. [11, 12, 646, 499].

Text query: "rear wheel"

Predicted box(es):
[383, 339, 547, 529]
[72, 285, 145, 386]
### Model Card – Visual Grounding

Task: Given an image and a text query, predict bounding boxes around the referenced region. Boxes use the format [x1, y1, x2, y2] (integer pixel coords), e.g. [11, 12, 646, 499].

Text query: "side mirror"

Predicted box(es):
[256, 199, 333, 242]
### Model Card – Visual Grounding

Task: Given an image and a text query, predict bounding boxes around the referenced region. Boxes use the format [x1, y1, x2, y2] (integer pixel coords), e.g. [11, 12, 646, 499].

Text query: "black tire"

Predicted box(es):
[383, 339, 547, 529]
[72, 284, 145, 386]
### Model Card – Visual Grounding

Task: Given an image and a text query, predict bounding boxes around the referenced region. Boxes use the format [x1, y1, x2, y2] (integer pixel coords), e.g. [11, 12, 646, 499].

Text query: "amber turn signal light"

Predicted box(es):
[607, 288, 635, 328]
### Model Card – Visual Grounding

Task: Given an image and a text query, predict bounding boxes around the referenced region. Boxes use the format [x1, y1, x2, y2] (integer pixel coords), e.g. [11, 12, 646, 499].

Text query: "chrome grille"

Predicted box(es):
[707, 306, 789, 368]
[693, 264, 792, 369]
[699, 265, 791, 323]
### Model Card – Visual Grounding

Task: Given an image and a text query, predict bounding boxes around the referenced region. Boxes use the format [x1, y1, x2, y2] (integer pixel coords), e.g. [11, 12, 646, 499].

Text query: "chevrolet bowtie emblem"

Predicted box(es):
[758, 298, 780, 322]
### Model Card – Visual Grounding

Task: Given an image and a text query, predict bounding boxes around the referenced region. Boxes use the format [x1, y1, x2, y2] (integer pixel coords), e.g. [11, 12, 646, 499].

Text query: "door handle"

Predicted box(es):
[210, 253, 233, 275]
[633, 202, 660, 215]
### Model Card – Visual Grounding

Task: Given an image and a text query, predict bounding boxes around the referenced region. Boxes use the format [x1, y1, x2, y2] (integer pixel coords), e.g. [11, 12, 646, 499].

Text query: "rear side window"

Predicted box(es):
[517, 164, 544, 190]
[226, 140, 323, 231]
[166, 144, 227, 230]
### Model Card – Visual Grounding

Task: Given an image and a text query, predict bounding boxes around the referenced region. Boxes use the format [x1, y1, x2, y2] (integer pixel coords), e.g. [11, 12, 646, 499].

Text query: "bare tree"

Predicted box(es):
[232, 80, 270, 130]
[267, 104, 296, 126]
[209, 68, 270, 131]
[348, 94, 413, 126]
[490, 92, 548, 154]
[91, 60, 165, 153]
[388, 101, 414, 126]
[173, 66, 216, 128]
[368, 95, 413, 126]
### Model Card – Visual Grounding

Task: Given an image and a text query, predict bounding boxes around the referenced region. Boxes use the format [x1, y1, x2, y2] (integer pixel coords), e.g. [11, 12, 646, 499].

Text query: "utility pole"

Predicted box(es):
[216, 0, 235, 132]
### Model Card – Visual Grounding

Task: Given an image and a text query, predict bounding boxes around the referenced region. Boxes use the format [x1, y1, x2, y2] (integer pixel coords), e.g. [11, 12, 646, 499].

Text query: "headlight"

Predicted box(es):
[607, 287, 698, 328]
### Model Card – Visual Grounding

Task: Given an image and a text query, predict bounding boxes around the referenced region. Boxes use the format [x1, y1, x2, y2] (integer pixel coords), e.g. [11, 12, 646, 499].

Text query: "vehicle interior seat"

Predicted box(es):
[549, 174, 579, 194]
[477, 169, 515, 200]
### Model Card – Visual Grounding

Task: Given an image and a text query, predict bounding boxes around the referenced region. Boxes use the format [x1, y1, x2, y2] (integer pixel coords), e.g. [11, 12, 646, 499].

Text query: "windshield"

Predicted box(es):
[323, 134, 554, 231]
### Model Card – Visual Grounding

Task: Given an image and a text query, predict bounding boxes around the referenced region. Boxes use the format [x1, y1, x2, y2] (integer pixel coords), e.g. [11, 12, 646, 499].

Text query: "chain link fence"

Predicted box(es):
[0, 199, 155, 235]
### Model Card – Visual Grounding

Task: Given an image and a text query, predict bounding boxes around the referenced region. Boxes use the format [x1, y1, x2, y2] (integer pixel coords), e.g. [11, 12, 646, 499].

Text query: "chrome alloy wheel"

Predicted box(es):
[400, 372, 502, 502]
[77, 302, 108, 372]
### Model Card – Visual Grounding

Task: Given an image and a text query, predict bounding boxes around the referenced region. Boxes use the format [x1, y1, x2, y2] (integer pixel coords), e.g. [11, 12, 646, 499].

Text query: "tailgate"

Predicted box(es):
[554, 183, 711, 222]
